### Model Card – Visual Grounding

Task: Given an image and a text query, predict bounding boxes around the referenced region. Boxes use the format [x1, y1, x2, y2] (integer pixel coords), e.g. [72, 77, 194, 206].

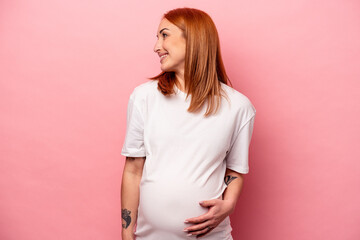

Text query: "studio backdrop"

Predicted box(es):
[0, 0, 359, 239]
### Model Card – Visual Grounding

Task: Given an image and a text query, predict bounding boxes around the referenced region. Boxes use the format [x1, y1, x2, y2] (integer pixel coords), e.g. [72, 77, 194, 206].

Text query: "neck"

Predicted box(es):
[175, 70, 185, 92]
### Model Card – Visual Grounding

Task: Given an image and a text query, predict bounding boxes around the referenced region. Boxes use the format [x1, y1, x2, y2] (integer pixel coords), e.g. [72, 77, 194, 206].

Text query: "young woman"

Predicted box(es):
[121, 7, 256, 240]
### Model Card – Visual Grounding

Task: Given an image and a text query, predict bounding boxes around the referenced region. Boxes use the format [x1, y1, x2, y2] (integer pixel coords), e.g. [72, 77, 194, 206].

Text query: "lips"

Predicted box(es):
[160, 54, 168, 63]
[159, 52, 167, 57]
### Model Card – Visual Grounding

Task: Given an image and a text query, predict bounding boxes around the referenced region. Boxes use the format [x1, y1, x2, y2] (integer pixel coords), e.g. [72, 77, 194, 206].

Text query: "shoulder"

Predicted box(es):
[130, 80, 158, 103]
[220, 82, 256, 118]
[131, 80, 158, 97]
[127, 80, 158, 117]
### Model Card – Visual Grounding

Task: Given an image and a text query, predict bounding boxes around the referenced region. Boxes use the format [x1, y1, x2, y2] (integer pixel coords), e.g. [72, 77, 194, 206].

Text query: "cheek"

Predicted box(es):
[162, 41, 171, 52]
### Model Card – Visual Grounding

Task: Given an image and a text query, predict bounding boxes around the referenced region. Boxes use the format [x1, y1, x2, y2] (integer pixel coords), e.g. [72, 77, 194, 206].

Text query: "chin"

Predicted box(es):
[160, 65, 172, 72]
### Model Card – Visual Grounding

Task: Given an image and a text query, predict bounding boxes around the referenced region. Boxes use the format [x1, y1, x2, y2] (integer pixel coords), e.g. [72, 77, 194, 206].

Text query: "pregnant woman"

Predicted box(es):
[121, 7, 256, 240]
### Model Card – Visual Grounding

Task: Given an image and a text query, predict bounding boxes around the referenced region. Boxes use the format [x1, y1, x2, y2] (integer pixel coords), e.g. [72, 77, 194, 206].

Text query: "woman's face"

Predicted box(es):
[153, 18, 186, 73]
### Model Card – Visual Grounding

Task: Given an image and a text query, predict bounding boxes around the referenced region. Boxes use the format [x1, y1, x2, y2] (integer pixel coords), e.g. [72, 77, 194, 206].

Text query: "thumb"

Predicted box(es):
[199, 199, 216, 207]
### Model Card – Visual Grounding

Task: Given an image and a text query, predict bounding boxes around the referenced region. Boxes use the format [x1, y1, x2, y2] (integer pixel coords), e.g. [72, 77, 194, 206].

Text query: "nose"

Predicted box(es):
[153, 39, 161, 53]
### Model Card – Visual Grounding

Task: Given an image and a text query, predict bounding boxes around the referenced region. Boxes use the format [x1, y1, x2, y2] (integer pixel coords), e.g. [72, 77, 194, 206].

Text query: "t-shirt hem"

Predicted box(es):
[121, 152, 146, 158]
[226, 165, 249, 174]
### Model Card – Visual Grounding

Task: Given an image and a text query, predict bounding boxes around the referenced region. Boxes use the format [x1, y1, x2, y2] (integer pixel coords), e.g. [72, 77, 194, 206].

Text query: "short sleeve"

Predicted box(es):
[121, 94, 146, 157]
[225, 113, 256, 174]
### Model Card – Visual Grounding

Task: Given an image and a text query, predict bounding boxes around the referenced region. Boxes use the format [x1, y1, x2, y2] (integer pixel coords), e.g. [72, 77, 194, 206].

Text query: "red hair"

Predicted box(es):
[148, 7, 233, 117]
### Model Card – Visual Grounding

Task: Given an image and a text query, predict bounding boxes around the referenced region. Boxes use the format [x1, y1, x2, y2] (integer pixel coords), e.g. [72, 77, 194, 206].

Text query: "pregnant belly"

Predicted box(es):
[136, 181, 223, 237]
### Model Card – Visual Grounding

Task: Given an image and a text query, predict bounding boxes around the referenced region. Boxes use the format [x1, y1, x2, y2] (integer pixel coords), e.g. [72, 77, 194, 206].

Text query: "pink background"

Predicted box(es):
[1, 0, 359, 239]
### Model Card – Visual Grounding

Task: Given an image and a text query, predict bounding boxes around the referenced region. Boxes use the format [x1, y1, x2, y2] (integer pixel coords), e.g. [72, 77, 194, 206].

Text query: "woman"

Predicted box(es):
[121, 7, 256, 240]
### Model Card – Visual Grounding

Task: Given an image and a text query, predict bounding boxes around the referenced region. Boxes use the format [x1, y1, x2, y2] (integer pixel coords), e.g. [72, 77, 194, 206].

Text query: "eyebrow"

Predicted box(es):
[156, 28, 170, 37]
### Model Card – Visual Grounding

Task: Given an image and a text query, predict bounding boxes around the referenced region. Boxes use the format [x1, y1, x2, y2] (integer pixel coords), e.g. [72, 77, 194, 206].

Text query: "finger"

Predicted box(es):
[184, 220, 211, 232]
[185, 205, 217, 224]
[196, 227, 214, 238]
[199, 199, 217, 208]
[185, 212, 212, 223]
[186, 226, 211, 237]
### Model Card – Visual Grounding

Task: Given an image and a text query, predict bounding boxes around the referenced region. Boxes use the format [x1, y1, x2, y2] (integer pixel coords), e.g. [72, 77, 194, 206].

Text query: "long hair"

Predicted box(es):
[148, 7, 233, 117]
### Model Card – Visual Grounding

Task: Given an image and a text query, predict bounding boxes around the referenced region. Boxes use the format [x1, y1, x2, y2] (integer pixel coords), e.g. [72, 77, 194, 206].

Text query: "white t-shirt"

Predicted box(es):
[121, 79, 256, 240]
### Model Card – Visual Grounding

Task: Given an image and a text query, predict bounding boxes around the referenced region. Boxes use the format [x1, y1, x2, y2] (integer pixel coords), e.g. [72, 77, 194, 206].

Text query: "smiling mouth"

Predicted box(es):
[160, 54, 168, 62]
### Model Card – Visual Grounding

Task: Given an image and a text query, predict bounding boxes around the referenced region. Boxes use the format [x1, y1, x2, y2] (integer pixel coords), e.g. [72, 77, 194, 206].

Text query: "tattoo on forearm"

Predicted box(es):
[122, 208, 131, 229]
[224, 175, 238, 185]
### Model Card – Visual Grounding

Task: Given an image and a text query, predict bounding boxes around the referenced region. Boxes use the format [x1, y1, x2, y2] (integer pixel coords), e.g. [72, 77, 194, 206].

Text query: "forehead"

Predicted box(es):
[157, 18, 175, 32]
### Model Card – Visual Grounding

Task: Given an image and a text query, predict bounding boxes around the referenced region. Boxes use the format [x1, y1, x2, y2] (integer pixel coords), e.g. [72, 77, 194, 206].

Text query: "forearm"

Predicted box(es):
[121, 166, 143, 238]
[222, 168, 244, 214]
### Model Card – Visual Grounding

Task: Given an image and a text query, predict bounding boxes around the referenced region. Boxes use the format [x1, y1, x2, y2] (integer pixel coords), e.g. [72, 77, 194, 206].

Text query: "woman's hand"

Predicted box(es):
[183, 199, 235, 238]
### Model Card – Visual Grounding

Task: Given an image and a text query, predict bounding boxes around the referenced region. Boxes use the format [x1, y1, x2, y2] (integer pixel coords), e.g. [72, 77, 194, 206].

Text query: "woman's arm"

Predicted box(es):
[121, 156, 145, 240]
[183, 168, 244, 238]
[222, 168, 244, 214]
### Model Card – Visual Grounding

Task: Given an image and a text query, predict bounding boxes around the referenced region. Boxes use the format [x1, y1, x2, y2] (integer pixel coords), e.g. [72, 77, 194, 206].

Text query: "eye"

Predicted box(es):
[162, 33, 168, 38]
